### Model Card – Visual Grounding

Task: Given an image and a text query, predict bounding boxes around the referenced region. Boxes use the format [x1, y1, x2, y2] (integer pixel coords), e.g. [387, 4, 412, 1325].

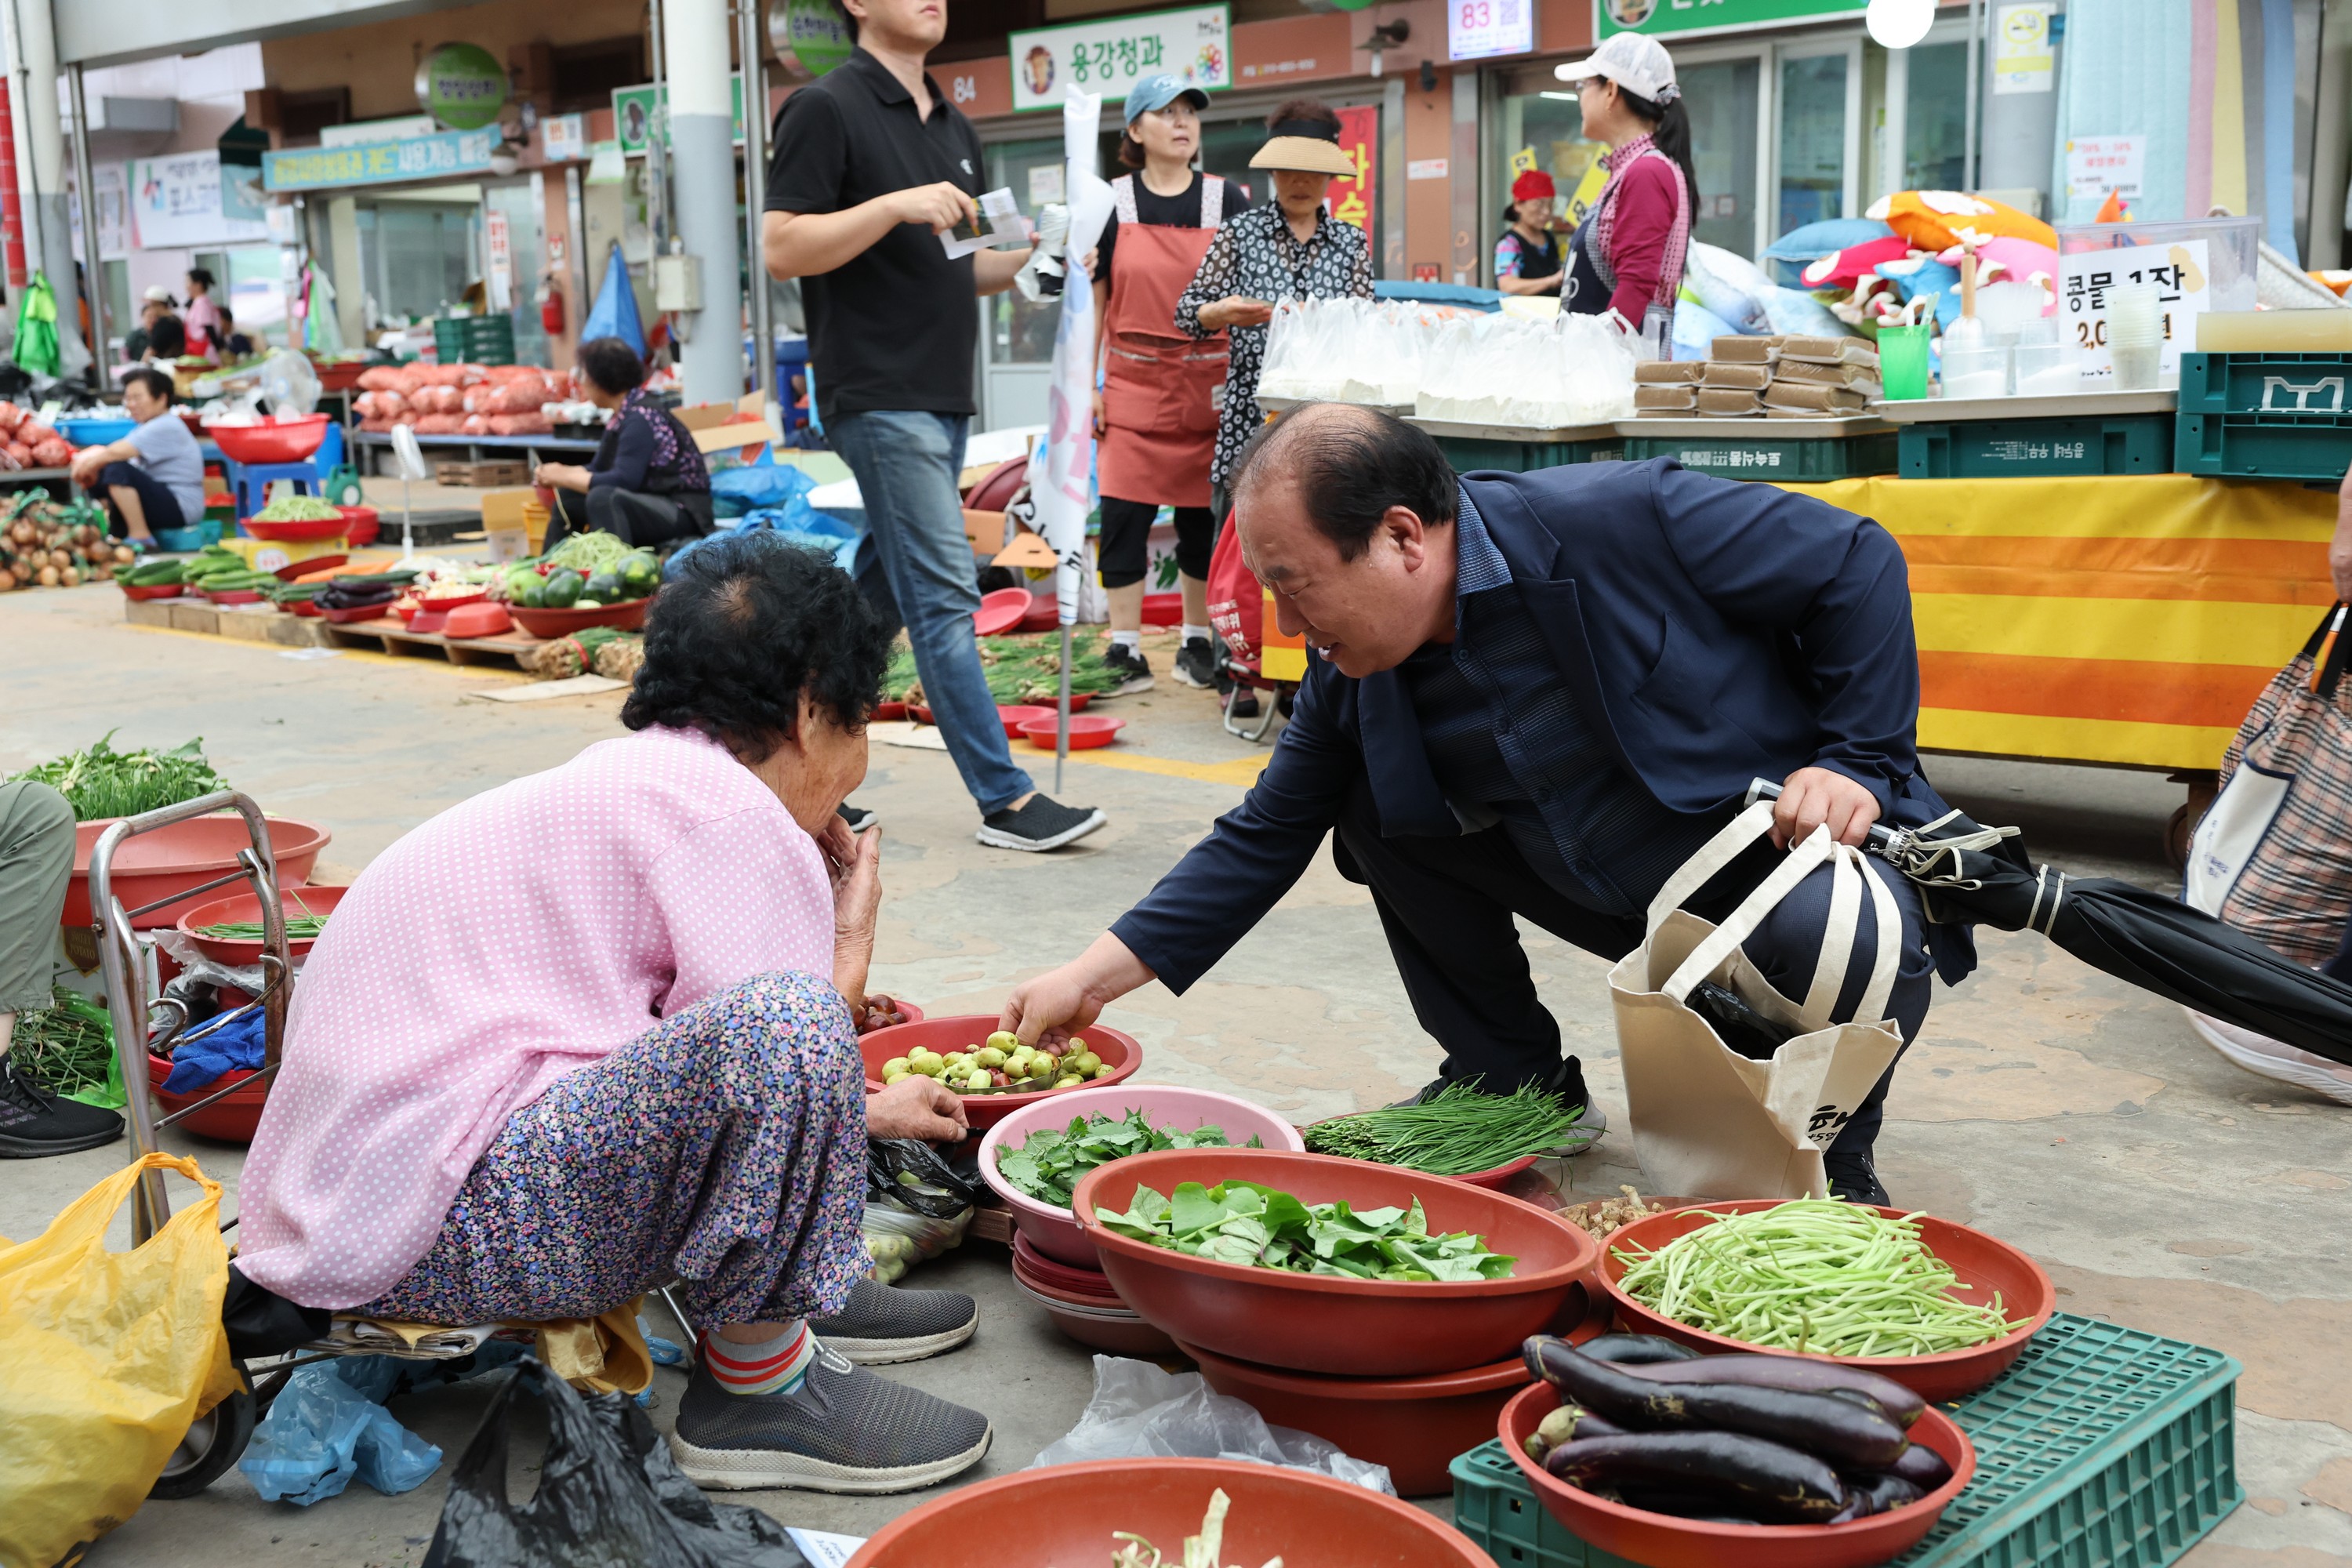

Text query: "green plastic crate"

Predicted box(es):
[1436, 434, 1626, 474]
[433, 314, 516, 367]
[1623, 430, 1898, 481]
[1450, 1312, 2241, 1568]
[2176, 350, 2352, 481]
[1899, 415, 2173, 478]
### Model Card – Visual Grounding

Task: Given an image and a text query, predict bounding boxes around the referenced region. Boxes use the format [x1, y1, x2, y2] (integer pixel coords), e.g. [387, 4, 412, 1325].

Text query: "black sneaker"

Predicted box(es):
[1174, 636, 1220, 689]
[669, 1343, 992, 1494]
[975, 794, 1105, 852]
[837, 804, 879, 834]
[1825, 1152, 1891, 1207]
[0, 1055, 125, 1158]
[1388, 1058, 1606, 1151]
[808, 1279, 977, 1365]
[1100, 642, 1155, 695]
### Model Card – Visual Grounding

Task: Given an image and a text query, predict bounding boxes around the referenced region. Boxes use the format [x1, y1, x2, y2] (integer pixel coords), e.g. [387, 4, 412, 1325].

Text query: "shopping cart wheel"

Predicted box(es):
[149, 1379, 256, 1499]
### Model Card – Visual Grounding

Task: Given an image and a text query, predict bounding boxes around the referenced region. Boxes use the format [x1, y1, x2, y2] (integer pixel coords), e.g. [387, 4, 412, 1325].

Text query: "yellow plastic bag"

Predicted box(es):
[0, 1152, 238, 1568]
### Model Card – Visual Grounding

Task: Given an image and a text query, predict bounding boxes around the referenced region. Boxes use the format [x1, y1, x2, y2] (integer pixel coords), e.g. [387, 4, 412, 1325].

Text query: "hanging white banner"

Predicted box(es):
[1029, 90, 1112, 626]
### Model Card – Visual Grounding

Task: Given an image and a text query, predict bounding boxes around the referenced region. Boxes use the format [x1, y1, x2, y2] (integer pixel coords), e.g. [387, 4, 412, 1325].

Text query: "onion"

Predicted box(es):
[38, 564, 59, 586]
[58, 566, 79, 587]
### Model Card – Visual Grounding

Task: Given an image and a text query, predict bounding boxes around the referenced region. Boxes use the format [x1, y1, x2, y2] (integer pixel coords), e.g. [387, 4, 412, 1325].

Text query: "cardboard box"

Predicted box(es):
[222, 535, 348, 575]
[964, 508, 1008, 556]
[480, 488, 546, 560]
[690, 419, 779, 458]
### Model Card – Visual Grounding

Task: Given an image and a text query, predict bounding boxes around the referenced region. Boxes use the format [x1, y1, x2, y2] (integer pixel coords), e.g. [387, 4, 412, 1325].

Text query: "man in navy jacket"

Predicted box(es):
[1004, 405, 1968, 1200]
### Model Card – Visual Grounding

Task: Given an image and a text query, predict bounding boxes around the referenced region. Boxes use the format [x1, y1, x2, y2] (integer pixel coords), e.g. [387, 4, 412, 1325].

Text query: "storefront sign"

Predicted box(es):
[416, 42, 510, 132]
[131, 151, 270, 246]
[771, 0, 856, 78]
[1331, 106, 1377, 235]
[1450, 0, 1534, 61]
[1596, 0, 1865, 40]
[543, 114, 589, 162]
[2060, 239, 2209, 384]
[612, 79, 746, 154]
[2065, 136, 2143, 201]
[1992, 4, 2055, 93]
[262, 129, 499, 192]
[1009, 5, 1231, 113]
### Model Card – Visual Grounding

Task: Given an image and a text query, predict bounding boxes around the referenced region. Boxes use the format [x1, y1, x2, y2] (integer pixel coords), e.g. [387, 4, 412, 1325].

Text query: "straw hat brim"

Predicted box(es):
[1249, 137, 1356, 176]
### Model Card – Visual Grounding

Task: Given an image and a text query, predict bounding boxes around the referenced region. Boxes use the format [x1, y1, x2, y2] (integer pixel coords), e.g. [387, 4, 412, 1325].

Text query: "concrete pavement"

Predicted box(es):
[2, 582, 2345, 1566]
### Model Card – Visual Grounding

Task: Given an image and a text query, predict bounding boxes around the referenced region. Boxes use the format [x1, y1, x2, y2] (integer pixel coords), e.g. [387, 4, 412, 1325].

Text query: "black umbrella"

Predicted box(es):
[1747, 781, 2352, 1066]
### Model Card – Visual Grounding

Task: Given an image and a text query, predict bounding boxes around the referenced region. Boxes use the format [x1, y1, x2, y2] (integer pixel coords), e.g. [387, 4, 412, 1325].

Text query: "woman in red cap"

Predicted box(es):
[1494, 169, 1566, 298]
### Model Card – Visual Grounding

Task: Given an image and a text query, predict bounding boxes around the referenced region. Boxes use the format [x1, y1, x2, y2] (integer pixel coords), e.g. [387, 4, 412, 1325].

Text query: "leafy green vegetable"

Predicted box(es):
[882, 632, 1125, 705]
[9, 732, 229, 821]
[996, 1110, 1258, 1210]
[1098, 1179, 1516, 1282]
[1304, 1079, 1595, 1175]
[10, 987, 124, 1109]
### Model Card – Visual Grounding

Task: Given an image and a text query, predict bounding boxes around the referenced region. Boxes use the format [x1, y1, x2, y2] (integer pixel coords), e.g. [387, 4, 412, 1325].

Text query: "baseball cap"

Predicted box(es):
[1555, 32, 1680, 103]
[141, 285, 177, 305]
[1124, 74, 1210, 125]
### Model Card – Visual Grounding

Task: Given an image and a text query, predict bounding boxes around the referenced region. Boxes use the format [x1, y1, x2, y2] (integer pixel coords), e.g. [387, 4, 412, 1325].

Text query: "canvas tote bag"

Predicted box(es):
[1610, 802, 1907, 1200]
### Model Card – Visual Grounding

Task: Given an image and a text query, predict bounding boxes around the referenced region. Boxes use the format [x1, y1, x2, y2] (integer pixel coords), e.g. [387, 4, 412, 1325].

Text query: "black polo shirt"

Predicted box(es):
[765, 50, 984, 423]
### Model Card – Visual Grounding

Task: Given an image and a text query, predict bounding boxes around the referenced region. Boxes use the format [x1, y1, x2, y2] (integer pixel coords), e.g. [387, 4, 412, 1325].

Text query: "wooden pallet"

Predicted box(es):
[318, 615, 546, 670]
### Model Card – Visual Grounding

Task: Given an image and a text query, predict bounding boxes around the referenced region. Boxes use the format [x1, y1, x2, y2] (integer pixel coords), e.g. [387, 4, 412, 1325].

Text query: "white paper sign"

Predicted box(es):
[1010, 5, 1229, 113]
[1450, 0, 1533, 61]
[1028, 162, 1065, 206]
[2066, 136, 2146, 201]
[1992, 4, 2056, 94]
[129, 151, 270, 249]
[542, 114, 589, 163]
[485, 209, 514, 313]
[2060, 238, 2209, 383]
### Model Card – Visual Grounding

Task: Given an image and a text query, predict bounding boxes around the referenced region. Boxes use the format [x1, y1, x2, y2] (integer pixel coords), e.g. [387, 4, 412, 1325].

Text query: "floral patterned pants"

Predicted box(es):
[361, 971, 869, 1329]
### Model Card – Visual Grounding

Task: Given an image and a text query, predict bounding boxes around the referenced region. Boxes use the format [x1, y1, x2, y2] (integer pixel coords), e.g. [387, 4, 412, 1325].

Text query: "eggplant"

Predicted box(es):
[1577, 1333, 1701, 1366]
[1542, 1432, 1848, 1524]
[1528, 1340, 1909, 1468]
[1848, 1473, 1926, 1514]
[1616, 1352, 1926, 1428]
[1612, 1485, 1766, 1523]
[1524, 1403, 1631, 1461]
[1878, 1443, 1955, 1492]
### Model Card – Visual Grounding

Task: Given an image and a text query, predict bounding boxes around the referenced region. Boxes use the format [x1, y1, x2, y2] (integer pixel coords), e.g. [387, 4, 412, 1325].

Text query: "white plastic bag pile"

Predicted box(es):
[1256, 298, 1435, 408]
[1415, 310, 1638, 430]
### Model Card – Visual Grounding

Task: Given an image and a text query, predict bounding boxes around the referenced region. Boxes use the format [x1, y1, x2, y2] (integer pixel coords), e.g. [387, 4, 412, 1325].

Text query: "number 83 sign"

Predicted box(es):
[1449, 0, 1531, 61]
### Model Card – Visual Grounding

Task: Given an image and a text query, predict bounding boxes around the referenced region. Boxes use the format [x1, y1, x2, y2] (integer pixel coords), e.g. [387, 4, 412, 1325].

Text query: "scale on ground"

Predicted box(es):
[387, 425, 433, 560]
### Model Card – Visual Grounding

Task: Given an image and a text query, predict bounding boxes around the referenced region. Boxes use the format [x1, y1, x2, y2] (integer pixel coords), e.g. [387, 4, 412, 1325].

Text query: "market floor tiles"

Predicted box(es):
[2, 584, 2347, 1565]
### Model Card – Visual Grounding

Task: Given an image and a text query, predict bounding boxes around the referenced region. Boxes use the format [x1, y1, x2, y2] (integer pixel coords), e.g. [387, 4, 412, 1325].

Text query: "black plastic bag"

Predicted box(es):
[421, 1357, 809, 1568]
[866, 1137, 982, 1219]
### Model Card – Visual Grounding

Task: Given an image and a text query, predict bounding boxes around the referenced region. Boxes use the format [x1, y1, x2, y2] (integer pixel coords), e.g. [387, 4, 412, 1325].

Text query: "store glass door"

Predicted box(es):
[1773, 41, 1860, 241]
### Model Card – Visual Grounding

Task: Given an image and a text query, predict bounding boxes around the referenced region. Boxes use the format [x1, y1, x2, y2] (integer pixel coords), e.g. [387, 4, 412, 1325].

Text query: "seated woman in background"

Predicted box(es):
[534, 336, 714, 551]
[141, 312, 187, 365]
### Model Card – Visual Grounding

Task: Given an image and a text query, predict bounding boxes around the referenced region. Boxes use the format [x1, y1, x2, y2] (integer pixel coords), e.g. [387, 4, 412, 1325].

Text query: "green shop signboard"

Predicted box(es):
[612, 78, 747, 155]
[415, 42, 510, 132]
[262, 128, 499, 192]
[771, 0, 855, 78]
[1595, 0, 1867, 38]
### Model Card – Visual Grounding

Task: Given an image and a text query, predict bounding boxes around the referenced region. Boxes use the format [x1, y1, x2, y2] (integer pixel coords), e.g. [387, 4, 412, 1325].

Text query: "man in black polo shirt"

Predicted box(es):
[765, 0, 1106, 855]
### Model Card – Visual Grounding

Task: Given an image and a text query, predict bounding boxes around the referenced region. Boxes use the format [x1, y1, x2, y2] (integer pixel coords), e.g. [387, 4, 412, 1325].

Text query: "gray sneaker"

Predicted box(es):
[808, 1279, 978, 1364]
[670, 1342, 993, 1494]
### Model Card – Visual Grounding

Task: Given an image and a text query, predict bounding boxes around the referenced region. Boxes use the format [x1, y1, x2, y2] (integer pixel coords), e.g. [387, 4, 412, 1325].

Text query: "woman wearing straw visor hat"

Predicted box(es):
[1552, 32, 1700, 329]
[1090, 74, 1252, 697]
[1494, 169, 1568, 298]
[1174, 99, 1374, 530]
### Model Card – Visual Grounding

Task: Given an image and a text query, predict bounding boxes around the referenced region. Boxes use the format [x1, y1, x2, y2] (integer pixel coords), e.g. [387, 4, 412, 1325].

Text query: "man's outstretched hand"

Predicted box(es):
[1773, 766, 1881, 849]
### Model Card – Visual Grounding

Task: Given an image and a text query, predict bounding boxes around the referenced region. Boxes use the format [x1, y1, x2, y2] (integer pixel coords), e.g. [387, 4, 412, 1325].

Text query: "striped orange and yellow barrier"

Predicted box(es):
[1781, 474, 2336, 771]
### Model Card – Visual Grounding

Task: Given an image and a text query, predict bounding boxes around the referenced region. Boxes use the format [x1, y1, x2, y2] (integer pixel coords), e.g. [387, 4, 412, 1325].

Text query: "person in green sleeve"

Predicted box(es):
[0, 780, 124, 1158]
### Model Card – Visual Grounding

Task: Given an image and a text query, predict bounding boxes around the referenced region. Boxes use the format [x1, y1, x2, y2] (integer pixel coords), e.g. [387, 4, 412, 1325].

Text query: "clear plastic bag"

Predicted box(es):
[1029, 1356, 1396, 1494]
[860, 1139, 978, 1280]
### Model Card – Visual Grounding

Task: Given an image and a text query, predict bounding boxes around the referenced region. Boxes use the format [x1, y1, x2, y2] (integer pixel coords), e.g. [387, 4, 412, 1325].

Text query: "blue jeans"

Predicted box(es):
[827, 411, 1033, 815]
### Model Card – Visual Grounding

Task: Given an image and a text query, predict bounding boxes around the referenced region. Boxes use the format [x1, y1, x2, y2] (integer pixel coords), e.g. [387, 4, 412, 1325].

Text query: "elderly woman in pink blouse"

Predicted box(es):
[236, 534, 993, 1496]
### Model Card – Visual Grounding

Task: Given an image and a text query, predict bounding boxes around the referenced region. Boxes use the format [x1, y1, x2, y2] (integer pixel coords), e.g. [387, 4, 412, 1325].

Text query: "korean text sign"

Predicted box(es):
[1011, 5, 1231, 112]
[2060, 239, 2210, 383]
[1330, 107, 1378, 240]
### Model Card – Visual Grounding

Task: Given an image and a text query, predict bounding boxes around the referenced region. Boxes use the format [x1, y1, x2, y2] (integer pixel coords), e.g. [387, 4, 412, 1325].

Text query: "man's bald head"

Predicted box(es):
[1229, 402, 1457, 561]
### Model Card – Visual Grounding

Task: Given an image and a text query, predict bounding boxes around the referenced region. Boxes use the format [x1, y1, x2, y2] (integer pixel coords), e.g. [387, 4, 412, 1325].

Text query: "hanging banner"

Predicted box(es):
[1597, 0, 1864, 40]
[263, 128, 499, 192]
[1330, 105, 1377, 238]
[1010, 5, 1230, 113]
[1029, 90, 1112, 626]
[130, 152, 270, 248]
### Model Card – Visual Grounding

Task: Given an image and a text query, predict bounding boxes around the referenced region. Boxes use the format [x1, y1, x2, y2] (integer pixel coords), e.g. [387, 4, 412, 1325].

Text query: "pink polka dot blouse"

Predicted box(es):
[236, 724, 836, 1308]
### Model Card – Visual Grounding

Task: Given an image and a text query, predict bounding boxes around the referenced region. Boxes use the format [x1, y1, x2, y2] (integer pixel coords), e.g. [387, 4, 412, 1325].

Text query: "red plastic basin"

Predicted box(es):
[146, 1052, 269, 1144]
[243, 515, 347, 542]
[1073, 1147, 1600, 1377]
[857, 1014, 1141, 1132]
[1595, 1200, 2055, 1402]
[1500, 1380, 1976, 1568]
[996, 703, 1054, 739]
[175, 884, 348, 967]
[973, 586, 1030, 636]
[1019, 713, 1123, 750]
[66, 816, 330, 930]
[981, 1083, 1308, 1269]
[510, 598, 651, 639]
[1011, 1258, 1178, 1356]
[336, 505, 380, 546]
[207, 414, 330, 464]
[844, 1457, 1497, 1568]
[1010, 1232, 1120, 1298]
[120, 582, 184, 601]
[1179, 1280, 1611, 1497]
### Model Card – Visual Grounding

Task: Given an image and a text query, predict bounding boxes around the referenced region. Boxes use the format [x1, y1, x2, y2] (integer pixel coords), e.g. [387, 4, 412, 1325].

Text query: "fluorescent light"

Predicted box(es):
[1540, 90, 1578, 100]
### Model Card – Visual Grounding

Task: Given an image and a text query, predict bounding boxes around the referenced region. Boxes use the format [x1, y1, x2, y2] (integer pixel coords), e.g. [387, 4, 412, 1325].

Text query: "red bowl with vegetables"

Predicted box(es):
[243, 515, 348, 542]
[1073, 1147, 1600, 1377]
[1501, 1381, 1975, 1568]
[856, 1014, 1141, 1132]
[1594, 1202, 2055, 1402]
[846, 1457, 1497, 1568]
[175, 884, 349, 967]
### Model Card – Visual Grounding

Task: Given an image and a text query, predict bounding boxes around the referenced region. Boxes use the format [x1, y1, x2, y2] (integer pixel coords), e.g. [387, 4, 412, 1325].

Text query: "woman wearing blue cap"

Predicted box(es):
[1089, 74, 1250, 695]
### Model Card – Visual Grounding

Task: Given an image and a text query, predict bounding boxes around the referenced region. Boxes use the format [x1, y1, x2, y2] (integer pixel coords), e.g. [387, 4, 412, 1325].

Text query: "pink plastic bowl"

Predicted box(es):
[980, 1084, 1308, 1269]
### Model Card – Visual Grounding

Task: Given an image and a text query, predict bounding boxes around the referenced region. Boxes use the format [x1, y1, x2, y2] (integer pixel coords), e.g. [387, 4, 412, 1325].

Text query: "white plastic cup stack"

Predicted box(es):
[2107, 282, 2165, 390]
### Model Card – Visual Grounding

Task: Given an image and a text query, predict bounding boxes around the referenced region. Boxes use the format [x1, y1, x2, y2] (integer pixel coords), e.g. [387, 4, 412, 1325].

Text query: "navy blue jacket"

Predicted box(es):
[1110, 459, 1972, 989]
